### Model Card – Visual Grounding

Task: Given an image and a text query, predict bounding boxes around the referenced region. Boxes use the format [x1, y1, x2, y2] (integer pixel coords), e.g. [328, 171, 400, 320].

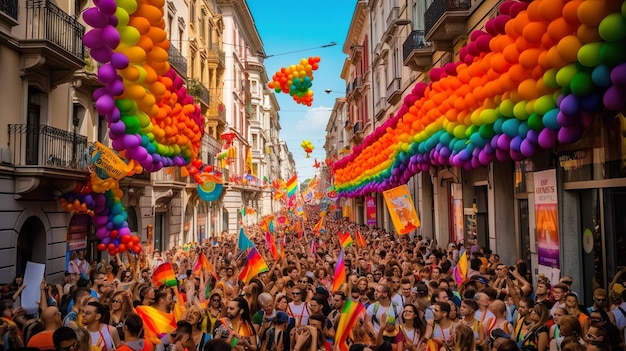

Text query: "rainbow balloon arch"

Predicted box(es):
[57, 0, 221, 255]
[332, 0, 626, 198]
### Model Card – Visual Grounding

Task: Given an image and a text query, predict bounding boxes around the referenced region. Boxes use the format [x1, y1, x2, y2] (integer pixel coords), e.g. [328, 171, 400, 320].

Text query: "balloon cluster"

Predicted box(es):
[83, 0, 204, 173]
[333, 0, 626, 198]
[60, 180, 142, 255]
[268, 57, 321, 106]
[301, 140, 314, 158]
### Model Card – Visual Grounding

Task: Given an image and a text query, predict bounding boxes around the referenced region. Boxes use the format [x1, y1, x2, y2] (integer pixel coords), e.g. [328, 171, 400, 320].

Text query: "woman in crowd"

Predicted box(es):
[186, 304, 212, 351]
[521, 304, 550, 351]
[564, 293, 589, 337]
[550, 308, 568, 342]
[397, 303, 425, 351]
[109, 291, 134, 341]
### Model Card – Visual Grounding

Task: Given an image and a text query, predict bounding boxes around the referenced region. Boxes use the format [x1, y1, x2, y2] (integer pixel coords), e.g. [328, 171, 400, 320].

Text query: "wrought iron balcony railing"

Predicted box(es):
[8, 124, 90, 171]
[25, 0, 85, 60]
[403, 30, 427, 60]
[0, 0, 18, 21]
[167, 45, 188, 77]
[425, 0, 471, 37]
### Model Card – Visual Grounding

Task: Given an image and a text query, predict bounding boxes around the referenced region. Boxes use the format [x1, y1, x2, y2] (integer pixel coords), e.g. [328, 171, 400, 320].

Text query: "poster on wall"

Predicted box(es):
[383, 184, 421, 235]
[365, 196, 377, 226]
[533, 169, 560, 281]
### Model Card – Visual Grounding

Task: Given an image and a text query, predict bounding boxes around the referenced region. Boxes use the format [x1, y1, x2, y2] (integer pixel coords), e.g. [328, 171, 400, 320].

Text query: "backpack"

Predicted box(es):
[372, 301, 399, 327]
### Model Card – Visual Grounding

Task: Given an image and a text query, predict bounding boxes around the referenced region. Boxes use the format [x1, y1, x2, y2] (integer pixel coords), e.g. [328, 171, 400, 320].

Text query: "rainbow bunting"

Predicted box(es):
[135, 305, 176, 345]
[332, 249, 346, 293]
[152, 262, 177, 288]
[355, 230, 367, 248]
[334, 299, 365, 351]
[286, 174, 297, 198]
[238, 247, 269, 283]
[338, 231, 353, 248]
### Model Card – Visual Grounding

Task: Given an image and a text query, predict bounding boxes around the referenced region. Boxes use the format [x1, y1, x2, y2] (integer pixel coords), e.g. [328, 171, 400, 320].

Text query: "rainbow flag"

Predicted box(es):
[453, 251, 468, 286]
[265, 231, 279, 261]
[238, 227, 254, 251]
[152, 262, 177, 288]
[355, 230, 367, 248]
[332, 249, 346, 293]
[193, 253, 219, 281]
[136, 305, 176, 345]
[334, 300, 365, 351]
[338, 231, 353, 248]
[286, 174, 297, 198]
[313, 211, 326, 234]
[238, 247, 269, 283]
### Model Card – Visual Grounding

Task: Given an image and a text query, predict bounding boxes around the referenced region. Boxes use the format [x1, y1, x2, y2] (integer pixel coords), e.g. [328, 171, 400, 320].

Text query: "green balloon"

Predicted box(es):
[527, 113, 544, 130]
[543, 68, 559, 89]
[534, 95, 557, 115]
[479, 124, 495, 139]
[600, 42, 626, 66]
[578, 42, 603, 68]
[570, 71, 594, 96]
[556, 64, 579, 88]
[121, 115, 140, 134]
[598, 13, 626, 42]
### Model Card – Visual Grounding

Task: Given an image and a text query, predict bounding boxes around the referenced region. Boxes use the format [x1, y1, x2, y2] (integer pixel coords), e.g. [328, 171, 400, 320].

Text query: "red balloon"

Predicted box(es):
[97, 243, 106, 251]
[132, 244, 143, 253]
[108, 243, 116, 250]
[121, 235, 132, 244]
[108, 248, 118, 255]
[132, 235, 140, 245]
[110, 229, 119, 239]
[118, 243, 127, 252]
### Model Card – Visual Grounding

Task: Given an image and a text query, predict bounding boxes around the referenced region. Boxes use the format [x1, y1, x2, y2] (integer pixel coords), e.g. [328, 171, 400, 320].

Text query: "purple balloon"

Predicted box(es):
[102, 237, 111, 245]
[510, 136, 523, 152]
[510, 149, 525, 161]
[560, 95, 580, 117]
[121, 134, 141, 149]
[97, 0, 117, 16]
[520, 139, 536, 157]
[610, 63, 626, 86]
[603, 85, 626, 111]
[98, 63, 117, 84]
[558, 126, 583, 144]
[458, 149, 471, 161]
[101, 25, 120, 49]
[538, 128, 557, 149]
[496, 149, 509, 162]
[90, 47, 113, 63]
[95, 95, 115, 115]
[83, 8, 109, 28]
[497, 134, 512, 151]
[83, 29, 104, 49]
[478, 151, 492, 165]
[107, 79, 125, 96]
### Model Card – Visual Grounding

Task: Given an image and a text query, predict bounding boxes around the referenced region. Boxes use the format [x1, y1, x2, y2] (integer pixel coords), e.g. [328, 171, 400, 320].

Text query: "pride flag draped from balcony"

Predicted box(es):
[286, 175, 297, 198]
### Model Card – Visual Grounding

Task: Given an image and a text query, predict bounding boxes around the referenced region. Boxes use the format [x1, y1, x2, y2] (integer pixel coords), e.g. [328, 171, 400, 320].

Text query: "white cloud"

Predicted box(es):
[295, 106, 331, 134]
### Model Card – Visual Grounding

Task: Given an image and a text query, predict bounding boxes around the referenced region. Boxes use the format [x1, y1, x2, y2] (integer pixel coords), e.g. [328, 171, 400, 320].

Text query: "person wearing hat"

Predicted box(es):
[259, 311, 291, 351]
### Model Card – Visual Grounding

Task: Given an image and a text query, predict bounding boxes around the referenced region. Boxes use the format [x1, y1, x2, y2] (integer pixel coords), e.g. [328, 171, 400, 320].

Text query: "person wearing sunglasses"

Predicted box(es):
[586, 289, 608, 315]
[53, 326, 79, 351]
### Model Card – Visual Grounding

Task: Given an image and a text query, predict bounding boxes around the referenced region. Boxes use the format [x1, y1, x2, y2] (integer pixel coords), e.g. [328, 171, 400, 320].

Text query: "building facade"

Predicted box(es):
[330, 0, 626, 305]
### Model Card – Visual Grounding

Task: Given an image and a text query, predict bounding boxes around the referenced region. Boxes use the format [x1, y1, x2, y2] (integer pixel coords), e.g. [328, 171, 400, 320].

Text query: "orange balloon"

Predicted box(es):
[519, 48, 543, 68]
[522, 22, 547, 43]
[557, 35, 582, 63]
[509, 64, 530, 83]
[577, 0, 611, 27]
[562, 0, 583, 24]
[526, 1, 542, 21]
[518, 79, 539, 100]
[577, 24, 601, 44]
[512, 12, 530, 37]
[546, 46, 569, 69]
[538, 0, 563, 21]
[491, 53, 510, 73]
[503, 44, 520, 64]
[547, 18, 575, 42]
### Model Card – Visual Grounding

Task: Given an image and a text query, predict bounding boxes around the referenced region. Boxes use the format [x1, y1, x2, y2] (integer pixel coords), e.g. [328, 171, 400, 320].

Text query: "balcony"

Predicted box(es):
[383, 3, 411, 43]
[375, 96, 388, 121]
[206, 97, 226, 136]
[206, 45, 225, 68]
[8, 124, 90, 196]
[386, 77, 402, 104]
[349, 121, 364, 146]
[168, 45, 187, 78]
[403, 30, 433, 71]
[154, 167, 187, 188]
[21, 0, 85, 86]
[424, 0, 471, 51]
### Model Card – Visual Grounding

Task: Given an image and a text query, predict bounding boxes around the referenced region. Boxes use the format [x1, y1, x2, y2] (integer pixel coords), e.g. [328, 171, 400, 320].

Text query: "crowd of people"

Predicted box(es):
[1, 205, 626, 351]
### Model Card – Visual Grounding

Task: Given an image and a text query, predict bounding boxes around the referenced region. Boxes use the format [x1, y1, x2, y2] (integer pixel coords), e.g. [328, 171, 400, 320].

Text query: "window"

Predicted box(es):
[252, 134, 258, 149]
[190, 0, 195, 26]
[251, 80, 258, 95]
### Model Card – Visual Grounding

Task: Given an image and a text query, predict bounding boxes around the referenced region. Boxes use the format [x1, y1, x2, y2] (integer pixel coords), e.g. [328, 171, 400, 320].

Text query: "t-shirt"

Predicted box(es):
[27, 330, 55, 350]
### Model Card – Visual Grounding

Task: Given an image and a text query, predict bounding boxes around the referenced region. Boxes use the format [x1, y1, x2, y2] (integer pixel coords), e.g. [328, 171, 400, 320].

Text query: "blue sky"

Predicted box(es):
[247, 1, 355, 182]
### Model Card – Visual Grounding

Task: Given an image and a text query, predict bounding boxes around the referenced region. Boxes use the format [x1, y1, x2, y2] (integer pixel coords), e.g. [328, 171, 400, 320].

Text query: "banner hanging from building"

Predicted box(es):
[533, 169, 560, 275]
[365, 196, 377, 226]
[383, 184, 420, 235]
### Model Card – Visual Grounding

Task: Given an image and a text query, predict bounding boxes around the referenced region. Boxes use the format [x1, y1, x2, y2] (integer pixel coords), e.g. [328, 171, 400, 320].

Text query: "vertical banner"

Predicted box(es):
[533, 170, 560, 279]
[365, 196, 377, 226]
[383, 184, 421, 235]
